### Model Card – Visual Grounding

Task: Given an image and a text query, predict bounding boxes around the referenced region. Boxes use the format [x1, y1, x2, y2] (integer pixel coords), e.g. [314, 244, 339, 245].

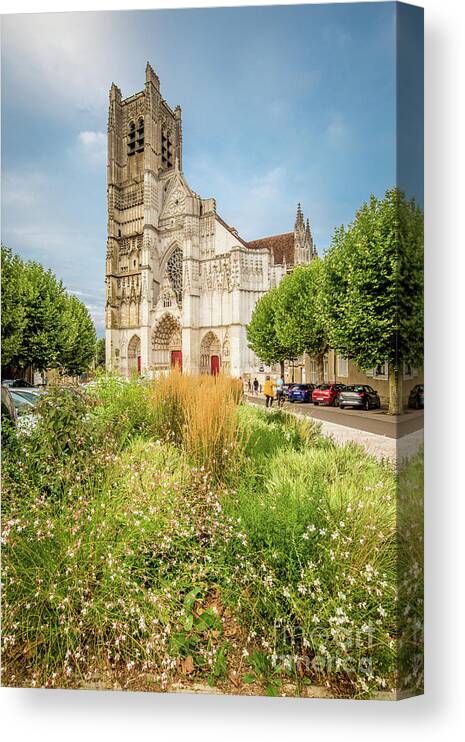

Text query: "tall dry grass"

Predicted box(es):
[150, 369, 244, 480]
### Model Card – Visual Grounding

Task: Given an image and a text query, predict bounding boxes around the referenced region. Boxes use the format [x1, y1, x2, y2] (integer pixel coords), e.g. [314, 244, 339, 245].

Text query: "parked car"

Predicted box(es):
[10, 389, 42, 406]
[9, 390, 38, 413]
[1, 378, 35, 388]
[282, 383, 296, 398]
[408, 384, 424, 409]
[312, 383, 347, 406]
[288, 383, 315, 403]
[338, 385, 381, 410]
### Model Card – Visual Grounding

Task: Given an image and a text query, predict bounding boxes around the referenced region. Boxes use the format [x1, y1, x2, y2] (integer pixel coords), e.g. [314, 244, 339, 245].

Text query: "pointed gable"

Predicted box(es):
[160, 172, 192, 219]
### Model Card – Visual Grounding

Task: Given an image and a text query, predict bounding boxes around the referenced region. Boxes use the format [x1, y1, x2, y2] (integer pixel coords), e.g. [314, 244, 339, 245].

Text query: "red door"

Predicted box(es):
[137, 355, 141, 374]
[211, 355, 220, 376]
[171, 350, 182, 371]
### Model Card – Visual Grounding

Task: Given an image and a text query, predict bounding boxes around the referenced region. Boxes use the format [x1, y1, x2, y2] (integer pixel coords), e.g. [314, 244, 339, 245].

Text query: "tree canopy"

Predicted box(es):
[274, 260, 328, 379]
[246, 287, 295, 373]
[1, 245, 97, 376]
[320, 188, 423, 371]
[95, 338, 106, 368]
[320, 187, 423, 412]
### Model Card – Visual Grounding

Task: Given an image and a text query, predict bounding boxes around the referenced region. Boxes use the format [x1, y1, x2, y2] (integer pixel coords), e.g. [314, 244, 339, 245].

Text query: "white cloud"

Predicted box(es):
[1, 13, 121, 120]
[74, 131, 107, 165]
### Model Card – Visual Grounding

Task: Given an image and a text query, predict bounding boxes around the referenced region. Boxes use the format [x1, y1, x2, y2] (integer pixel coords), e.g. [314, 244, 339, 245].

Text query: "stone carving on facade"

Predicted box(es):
[163, 181, 186, 217]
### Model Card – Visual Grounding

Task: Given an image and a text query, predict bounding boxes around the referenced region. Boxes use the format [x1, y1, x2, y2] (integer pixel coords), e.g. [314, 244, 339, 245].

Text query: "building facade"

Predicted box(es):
[105, 63, 316, 378]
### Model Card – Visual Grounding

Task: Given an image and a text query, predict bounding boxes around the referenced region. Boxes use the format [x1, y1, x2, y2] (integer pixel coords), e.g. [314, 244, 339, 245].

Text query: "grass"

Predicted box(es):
[1, 372, 423, 697]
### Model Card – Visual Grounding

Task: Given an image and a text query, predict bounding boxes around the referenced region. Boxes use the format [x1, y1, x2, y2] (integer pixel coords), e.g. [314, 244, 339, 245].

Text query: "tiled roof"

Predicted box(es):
[247, 232, 295, 266]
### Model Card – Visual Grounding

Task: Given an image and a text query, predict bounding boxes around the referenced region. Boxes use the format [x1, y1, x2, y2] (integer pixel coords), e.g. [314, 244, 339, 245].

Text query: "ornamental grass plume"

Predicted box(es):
[150, 370, 245, 481]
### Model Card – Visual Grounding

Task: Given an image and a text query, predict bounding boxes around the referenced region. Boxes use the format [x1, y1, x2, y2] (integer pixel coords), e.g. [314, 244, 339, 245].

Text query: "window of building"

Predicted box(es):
[136, 117, 144, 152]
[403, 362, 417, 379]
[366, 362, 388, 379]
[166, 248, 183, 305]
[309, 360, 318, 384]
[162, 129, 174, 169]
[127, 121, 136, 156]
[337, 355, 348, 377]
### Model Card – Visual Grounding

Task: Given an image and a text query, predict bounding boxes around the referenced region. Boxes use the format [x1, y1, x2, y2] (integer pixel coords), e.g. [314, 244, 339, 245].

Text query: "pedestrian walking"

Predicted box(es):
[253, 377, 259, 397]
[276, 375, 285, 408]
[264, 375, 275, 408]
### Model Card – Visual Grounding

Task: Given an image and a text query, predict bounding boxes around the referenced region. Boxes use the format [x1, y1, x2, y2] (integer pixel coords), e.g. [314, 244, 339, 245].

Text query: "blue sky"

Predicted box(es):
[2, 3, 410, 335]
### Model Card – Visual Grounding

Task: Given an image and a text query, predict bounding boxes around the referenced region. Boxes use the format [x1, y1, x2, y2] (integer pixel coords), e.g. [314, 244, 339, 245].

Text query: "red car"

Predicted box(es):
[312, 383, 347, 406]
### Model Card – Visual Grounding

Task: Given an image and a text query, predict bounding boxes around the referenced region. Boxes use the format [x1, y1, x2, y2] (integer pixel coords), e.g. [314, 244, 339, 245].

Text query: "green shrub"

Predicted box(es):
[397, 448, 424, 694]
[219, 439, 398, 696]
[88, 374, 159, 445]
[2, 387, 116, 505]
[1, 436, 239, 688]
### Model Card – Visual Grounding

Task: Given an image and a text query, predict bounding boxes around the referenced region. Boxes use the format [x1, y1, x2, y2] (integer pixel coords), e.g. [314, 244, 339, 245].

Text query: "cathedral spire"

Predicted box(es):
[145, 61, 160, 90]
[295, 202, 304, 230]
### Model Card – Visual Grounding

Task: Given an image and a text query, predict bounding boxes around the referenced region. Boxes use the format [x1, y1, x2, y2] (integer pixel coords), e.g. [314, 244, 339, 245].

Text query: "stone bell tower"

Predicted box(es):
[105, 62, 183, 374]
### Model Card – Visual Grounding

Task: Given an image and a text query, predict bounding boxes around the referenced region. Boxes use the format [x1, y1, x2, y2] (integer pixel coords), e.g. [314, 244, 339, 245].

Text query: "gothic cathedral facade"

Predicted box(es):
[105, 64, 316, 377]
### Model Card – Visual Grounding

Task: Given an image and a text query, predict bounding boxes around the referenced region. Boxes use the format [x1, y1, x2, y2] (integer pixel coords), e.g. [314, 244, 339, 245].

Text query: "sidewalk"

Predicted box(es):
[245, 397, 423, 465]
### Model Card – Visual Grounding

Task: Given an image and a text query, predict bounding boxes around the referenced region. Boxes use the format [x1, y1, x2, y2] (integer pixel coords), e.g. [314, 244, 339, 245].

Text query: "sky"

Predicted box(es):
[1, 2, 421, 336]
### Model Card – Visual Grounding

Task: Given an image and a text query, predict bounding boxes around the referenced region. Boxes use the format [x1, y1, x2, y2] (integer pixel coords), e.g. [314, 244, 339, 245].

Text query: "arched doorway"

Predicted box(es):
[200, 331, 221, 375]
[128, 334, 141, 375]
[152, 314, 182, 371]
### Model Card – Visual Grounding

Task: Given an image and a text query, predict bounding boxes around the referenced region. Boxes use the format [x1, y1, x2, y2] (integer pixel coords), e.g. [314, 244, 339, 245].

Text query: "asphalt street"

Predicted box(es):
[245, 395, 424, 439]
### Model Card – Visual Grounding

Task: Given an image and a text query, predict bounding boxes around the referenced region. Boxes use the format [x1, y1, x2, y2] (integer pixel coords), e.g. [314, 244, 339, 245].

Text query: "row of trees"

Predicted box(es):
[1, 246, 98, 378]
[247, 188, 424, 414]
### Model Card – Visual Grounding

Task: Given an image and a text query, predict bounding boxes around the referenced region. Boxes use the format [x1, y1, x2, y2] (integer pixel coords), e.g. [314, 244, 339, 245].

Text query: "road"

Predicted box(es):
[245, 395, 423, 439]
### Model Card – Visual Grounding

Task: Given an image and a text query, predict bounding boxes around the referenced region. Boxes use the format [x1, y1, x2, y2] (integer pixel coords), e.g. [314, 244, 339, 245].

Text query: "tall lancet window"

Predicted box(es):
[166, 248, 183, 305]
[136, 117, 144, 152]
[162, 129, 173, 169]
[128, 121, 136, 156]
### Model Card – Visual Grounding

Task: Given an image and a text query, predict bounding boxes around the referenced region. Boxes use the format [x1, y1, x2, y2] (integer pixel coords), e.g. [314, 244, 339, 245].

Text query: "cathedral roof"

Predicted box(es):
[247, 232, 295, 266]
[215, 214, 250, 248]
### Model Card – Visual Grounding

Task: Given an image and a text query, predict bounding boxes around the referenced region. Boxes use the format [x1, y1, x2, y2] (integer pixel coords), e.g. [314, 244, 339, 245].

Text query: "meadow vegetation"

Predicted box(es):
[1, 372, 423, 697]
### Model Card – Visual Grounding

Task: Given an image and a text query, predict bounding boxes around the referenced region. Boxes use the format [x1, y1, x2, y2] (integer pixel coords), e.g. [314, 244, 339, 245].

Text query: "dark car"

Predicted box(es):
[408, 384, 424, 409]
[282, 383, 296, 398]
[312, 383, 347, 406]
[338, 385, 381, 410]
[288, 383, 315, 403]
[1, 378, 35, 388]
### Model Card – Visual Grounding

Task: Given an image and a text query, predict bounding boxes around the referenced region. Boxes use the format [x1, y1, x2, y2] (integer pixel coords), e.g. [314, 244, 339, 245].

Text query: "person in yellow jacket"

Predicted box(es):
[263, 375, 275, 408]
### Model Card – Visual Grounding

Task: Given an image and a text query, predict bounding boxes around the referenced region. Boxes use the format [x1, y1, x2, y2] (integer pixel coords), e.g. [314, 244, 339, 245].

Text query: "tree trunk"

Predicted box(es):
[317, 354, 325, 385]
[388, 364, 403, 415]
[280, 360, 285, 378]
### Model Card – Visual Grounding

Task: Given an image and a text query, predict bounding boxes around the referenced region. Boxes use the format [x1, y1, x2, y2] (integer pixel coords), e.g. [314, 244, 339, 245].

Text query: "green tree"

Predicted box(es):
[19, 261, 68, 372]
[1, 246, 97, 377]
[60, 295, 97, 377]
[1, 246, 27, 370]
[247, 287, 294, 376]
[321, 188, 423, 414]
[95, 338, 106, 368]
[274, 260, 328, 384]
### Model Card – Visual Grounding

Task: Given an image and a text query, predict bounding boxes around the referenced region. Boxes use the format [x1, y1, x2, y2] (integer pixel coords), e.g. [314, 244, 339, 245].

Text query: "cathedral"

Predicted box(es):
[105, 63, 316, 378]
